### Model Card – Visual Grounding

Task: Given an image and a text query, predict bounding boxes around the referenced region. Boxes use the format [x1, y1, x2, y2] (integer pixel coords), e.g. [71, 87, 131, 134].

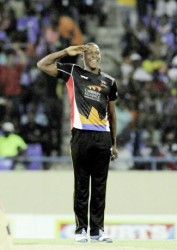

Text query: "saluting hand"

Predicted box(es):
[65, 45, 88, 56]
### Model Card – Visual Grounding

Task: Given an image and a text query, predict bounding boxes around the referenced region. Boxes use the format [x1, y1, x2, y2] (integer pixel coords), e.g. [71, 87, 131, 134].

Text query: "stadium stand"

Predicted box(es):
[0, 0, 177, 170]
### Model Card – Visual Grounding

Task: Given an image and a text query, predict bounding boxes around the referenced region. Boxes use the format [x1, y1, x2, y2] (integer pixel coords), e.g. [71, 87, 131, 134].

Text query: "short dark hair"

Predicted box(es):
[86, 42, 100, 49]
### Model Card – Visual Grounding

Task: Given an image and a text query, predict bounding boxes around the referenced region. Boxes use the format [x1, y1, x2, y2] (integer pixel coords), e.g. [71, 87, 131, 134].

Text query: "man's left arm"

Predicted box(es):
[108, 101, 118, 160]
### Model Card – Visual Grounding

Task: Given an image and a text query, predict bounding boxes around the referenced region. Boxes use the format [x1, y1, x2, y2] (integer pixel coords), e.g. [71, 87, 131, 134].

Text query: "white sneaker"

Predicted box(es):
[90, 230, 113, 243]
[75, 228, 88, 243]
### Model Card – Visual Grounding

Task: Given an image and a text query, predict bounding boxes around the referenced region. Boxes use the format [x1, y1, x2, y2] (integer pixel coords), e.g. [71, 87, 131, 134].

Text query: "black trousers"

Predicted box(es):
[70, 128, 112, 236]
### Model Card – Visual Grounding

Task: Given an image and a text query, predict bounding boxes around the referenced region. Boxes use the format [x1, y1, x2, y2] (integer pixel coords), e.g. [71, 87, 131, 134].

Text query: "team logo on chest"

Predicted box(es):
[84, 85, 101, 101]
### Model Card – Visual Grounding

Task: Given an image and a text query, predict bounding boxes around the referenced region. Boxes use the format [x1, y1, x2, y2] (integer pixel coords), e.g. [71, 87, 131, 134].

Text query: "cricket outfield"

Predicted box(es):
[2, 239, 177, 250]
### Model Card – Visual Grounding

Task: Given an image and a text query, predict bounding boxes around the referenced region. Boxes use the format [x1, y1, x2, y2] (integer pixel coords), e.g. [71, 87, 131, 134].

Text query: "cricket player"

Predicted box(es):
[37, 43, 118, 242]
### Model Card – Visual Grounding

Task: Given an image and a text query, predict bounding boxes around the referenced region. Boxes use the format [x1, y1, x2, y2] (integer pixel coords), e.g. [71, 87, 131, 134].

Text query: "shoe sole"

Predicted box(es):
[91, 239, 113, 243]
[75, 239, 88, 243]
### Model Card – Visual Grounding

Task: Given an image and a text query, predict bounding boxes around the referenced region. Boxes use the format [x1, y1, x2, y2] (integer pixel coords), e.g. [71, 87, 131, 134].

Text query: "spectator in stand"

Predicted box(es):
[156, 15, 175, 49]
[165, 0, 177, 18]
[142, 51, 165, 74]
[0, 1, 16, 39]
[0, 122, 27, 170]
[9, 0, 25, 19]
[116, 101, 133, 137]
[0, 97, 8, 122]
[120, 54, 134, 86]
[20, 109, 51, 169]
[56, 15, 84, 64]
[121, 23, 150, 58]
[130, 52, 153, 82]
[117, 0, 137, 29]
[168, 55, 177, 84]
[134, 20, 150, 44]
[49, 0, 80, 24]
[155, 0, 166, 18]
[149, 32, 168, 60]
[0, 98, 19, 127]
[136, 0, 149, 24]
[0, 43, 26, 119]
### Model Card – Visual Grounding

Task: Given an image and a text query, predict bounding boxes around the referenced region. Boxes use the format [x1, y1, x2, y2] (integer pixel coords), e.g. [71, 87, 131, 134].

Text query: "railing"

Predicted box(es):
[1, 156, 177, 170]
[112, 156, 177, 170]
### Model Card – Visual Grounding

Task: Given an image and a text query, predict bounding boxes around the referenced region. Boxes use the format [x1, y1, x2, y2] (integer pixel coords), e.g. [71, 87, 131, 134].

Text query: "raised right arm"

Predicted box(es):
[37, 49, 68, 77]
[37, 45, 89, 77]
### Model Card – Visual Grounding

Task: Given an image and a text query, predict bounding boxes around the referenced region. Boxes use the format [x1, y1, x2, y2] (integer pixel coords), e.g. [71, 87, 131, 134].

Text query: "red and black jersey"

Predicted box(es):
[56, 62, 118, 131]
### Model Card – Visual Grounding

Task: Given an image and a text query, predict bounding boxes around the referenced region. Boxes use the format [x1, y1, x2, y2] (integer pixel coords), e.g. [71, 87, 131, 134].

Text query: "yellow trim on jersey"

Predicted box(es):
[79, 107, 107, 125]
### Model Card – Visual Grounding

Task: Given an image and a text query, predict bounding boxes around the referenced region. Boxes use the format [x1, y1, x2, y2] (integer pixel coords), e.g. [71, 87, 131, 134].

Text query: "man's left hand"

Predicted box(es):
[111, 145, 118, 161]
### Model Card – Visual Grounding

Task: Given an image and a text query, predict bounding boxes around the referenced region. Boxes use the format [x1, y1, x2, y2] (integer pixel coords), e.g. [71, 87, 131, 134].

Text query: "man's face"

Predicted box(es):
[83, 45, 101, 71]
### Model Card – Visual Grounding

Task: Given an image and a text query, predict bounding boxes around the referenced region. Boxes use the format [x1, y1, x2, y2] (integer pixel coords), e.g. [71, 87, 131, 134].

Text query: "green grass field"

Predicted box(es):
[12, 239, 177, 250]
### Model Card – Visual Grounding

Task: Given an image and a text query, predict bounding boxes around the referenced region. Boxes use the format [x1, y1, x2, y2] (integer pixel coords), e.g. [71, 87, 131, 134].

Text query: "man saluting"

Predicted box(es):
[37, 43, 118, 243]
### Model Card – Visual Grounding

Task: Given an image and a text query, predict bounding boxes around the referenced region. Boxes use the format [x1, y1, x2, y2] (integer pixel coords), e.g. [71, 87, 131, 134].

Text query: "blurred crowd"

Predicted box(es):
[1, 0, 177, 170]
[117, 0, 177, 170]
[0, 0, 107, 169]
